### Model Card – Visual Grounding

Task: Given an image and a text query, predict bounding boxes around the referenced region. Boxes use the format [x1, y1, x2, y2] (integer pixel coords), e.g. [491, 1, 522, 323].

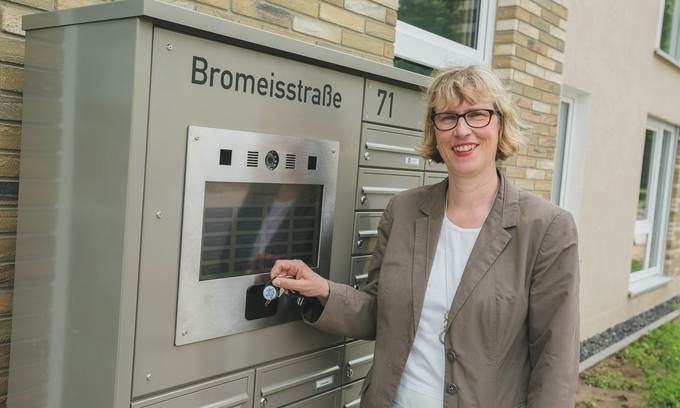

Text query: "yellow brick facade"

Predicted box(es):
[493, 0, 567, 200]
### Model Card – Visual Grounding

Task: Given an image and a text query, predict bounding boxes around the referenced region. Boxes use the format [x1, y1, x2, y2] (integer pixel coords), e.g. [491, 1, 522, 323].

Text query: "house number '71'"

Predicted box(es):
[377, 89, 394, 118]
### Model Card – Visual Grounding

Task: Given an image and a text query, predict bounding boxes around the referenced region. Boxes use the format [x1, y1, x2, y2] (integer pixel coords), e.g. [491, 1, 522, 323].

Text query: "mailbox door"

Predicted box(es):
[350, 255, 372, 289]
[131, 371, 253, 408]
[351, 212, 383, 255]
[341, 380, 364, 408]
[359, 123, 424, 171]
[255, 346, 344, 408]
[355, 168, 423, 210]
[343, 340, 374, 384]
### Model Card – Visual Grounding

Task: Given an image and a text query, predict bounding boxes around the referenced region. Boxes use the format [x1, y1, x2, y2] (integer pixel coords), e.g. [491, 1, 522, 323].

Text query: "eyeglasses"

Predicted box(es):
[430, 109, 498, 131]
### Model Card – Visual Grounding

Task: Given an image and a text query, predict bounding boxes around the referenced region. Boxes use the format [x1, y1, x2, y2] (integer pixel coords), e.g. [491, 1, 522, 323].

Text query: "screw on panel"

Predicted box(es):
[146, 373, 153, 382]
[259, 397, 268, 407]
[155, 211, 163, 219]
[181, 330, 188, 336]
[194, 136, 200, 141]
[331, 149, 336, 154]
[364, 151, 370, 160]
[166, 43, 173, 51]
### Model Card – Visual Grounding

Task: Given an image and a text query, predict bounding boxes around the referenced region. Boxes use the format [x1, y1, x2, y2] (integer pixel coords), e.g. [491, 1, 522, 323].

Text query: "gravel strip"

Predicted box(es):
[579, 295, 680, 362]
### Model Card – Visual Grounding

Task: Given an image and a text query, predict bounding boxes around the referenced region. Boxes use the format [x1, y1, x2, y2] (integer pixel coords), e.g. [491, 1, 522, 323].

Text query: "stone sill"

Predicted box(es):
[628, 274, 673, 298]
[654, 48, 680, 71]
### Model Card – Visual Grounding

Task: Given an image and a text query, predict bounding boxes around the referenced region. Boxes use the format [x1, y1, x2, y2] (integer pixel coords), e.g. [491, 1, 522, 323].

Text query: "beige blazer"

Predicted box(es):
[304, 172, 580, 408]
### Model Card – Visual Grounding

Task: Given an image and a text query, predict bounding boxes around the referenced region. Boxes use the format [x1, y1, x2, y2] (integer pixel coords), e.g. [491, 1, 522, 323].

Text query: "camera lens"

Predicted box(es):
[265, 150, 279, 170]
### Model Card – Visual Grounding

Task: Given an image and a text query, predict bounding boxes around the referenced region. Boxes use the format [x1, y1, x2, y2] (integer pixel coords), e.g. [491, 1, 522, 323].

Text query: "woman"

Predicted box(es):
[271, 66, 579, 408]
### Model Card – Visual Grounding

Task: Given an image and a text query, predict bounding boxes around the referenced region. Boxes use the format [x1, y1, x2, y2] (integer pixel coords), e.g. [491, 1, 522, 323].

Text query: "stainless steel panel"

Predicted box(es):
[350, 256, 372, 289]
[255, 346, 344, 408]
[131, 370, 254, 408]
[362, 79, 425, 130]
[177, 127, 339, 345]
[134, 28, 359, 396]
[355, 168, 423, 210]
[282, 388, 342, 408]
[425, 158, 448, 173]
[9, 20, 152, 408]
[341, 381, 364, 408]
[351, 212, 382, 255]
[343, 341, 374, 384]
[424, 171, 448, 186]
[359, 123, 424, 170]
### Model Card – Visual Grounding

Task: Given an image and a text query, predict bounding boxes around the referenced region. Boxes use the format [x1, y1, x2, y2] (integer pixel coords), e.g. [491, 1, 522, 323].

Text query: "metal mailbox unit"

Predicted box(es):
[8, 1, 445, 407]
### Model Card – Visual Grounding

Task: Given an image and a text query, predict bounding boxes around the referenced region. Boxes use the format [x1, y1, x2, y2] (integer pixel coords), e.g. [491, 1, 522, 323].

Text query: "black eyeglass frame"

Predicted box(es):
[430, 109, 499, 131]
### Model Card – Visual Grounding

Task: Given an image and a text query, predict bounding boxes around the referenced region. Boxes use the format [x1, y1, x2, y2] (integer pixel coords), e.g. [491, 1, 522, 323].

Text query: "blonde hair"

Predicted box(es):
[416, 65, 525, 162]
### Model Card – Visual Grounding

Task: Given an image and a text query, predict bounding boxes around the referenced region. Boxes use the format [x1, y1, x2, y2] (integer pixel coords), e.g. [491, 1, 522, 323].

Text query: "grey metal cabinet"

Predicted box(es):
[11, 1, 430, 407]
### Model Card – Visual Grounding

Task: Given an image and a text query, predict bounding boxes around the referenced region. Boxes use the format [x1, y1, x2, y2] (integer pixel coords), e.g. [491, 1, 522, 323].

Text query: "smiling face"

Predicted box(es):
[434, 100, 500, 179]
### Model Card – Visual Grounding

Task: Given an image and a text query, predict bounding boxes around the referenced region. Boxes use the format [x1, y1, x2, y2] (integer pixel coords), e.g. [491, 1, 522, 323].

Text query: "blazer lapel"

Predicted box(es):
[412, 180, 446, 336]
[445, 172, 519, 330]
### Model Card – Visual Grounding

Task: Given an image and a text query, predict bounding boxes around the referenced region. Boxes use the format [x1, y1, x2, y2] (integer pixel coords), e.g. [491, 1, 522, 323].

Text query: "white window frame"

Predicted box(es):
[655, 0, 680, 64]
[630, 118, 678, 295]
[552, 86, 590, 223]
[553, 97, 574, 208]
[395, 0, 497, 69]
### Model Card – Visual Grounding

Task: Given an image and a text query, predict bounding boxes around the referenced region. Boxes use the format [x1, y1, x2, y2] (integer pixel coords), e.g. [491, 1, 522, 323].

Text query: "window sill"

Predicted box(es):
[654, 49, 680, 71]
[628, 274, 673, 298]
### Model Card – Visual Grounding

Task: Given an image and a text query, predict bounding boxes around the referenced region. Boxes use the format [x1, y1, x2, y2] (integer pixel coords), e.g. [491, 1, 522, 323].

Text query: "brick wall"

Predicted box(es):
[492, 0, 568, 200]
[0, 0, 35, 403]
[0, 0, 396, 405]
[182, 0, 397, 63]
[665, 150, 680, 277]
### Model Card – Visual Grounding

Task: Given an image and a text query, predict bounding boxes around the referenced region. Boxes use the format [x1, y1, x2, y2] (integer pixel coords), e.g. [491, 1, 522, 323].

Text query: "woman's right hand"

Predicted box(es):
[270, 259, 330, 303]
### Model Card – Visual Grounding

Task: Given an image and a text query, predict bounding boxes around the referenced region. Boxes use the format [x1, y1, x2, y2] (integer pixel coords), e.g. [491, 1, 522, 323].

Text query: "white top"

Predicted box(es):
[395, 214, 481, 405]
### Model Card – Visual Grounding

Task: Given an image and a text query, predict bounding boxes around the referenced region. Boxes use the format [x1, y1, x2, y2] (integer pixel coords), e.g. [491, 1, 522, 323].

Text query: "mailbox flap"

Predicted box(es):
[255, 346, 344, 407]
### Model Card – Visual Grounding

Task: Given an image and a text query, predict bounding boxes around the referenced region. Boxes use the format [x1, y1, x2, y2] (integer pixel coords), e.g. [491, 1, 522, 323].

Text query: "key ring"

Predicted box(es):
[262, 276, 307, 307]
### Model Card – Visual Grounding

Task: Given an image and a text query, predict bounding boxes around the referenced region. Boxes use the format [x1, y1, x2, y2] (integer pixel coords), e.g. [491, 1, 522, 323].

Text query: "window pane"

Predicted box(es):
[637, 130, 655, 220]
[660, 0, 680, 58]
[553, 101, 570, 205]
[631, 231, 648, 273]
[649, 131, 673, 268]
[399, 0, 481, 49]
[199, 182, 323, 281]
[394, 57, 435, 76]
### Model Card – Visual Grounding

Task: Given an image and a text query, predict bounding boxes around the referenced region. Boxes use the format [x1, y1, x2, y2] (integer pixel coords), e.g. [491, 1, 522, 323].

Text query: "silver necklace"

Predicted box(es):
[440, 196, 451, 344]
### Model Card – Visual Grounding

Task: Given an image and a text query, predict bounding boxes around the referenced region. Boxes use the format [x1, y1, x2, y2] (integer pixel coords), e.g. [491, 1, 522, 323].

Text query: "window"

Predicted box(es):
[553, 98, 573, 207]
[630, 119, 678, 290]
[394, 0, 497, 73]
[552, 86, 590, 221]
[657, 0, 680, 63]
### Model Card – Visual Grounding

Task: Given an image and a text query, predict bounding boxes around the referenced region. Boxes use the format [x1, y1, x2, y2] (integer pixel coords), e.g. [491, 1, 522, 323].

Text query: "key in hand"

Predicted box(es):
[263, 283, 279, 307]
[262, 276, 290, 307]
